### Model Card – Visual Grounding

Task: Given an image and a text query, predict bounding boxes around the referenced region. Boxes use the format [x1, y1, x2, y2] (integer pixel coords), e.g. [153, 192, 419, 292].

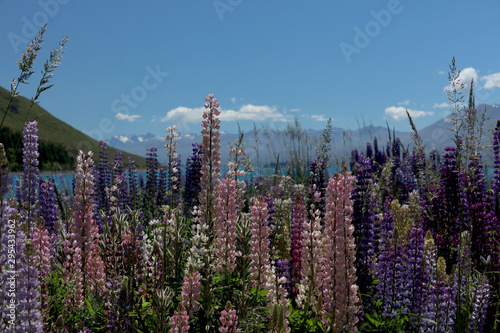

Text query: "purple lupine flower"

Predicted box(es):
[405, 223, 427, 329]
[0, 204, 43, 332]
[421, 234, 457, 332]
[143, 147, 159, 220]
[111, 151, 129, 209]
[493, 120, 500, 218]
[146, 147, 159, 194]
[395, 157, 417, 203]
[157, 163, 167, 206]
[465, 159, 499, 273]
[392, 137, 401, 169]
[103, 276, 132, 332]
[429, 149, 439, 172]
[373, 136, 385, 168]
[138, 173, 144, 190]
[308, 158, 327, 218]
[375, 200, 407, 318]
[351, 154, 376, 309]
[275, 258, 292, 297]
[95, 141, 111, 214]
[127, 157, 138, 210]
[183, 143, 203, 217]
[428, 146, 465, 265]
[455, 231, 473, 331]
[350, 149, 359, 171]
[0, 144, 9, 199]
[19, 120, 40, 227]
[468, 275, 490, 333]
[366, 142, 373, 159]
[39, 178, 58, 235]
[265, 196, 276, 251]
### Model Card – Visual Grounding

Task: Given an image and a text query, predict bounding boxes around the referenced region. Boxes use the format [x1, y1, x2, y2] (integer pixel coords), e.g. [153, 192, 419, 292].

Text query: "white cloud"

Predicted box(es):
[161, 106, 205, 125]
[438, 70, 446, 75]
[116, 135, 131, 144]
[398, 100, 410, 106]
[432, 102, 448, 108]
[221, 104, 286, 122]
[289, 108, 301, 112]
[231, 97, 236, 104]
[161, 104, 288, 130]
[444, 67, 478, 92]
[115, 112, 141, 122]
[384, 106, 434, 121]
[481, 72, 500, 89]
[311, 115, 328, 121]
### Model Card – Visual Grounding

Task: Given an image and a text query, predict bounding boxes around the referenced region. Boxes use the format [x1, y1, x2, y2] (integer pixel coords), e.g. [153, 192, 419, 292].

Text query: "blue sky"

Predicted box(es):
[2, 0, 500, 141]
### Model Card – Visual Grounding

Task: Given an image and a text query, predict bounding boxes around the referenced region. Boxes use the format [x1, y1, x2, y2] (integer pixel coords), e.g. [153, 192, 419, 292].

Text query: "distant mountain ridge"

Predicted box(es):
[107, 104, 500, 168]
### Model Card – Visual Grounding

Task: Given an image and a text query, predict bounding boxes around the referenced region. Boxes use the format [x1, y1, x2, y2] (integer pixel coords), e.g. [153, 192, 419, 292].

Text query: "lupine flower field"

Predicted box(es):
[0, 91, 499, 332]
[1, 29, 500, 333]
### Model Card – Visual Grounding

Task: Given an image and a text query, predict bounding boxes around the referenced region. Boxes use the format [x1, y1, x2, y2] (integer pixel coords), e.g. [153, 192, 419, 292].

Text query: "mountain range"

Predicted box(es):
[2, 82, 498, 171]
[107, 104, 500, 168]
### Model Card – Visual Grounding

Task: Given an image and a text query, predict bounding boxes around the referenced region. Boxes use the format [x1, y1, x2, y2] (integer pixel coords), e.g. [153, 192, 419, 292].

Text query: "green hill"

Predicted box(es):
[0, 86, 146, 170]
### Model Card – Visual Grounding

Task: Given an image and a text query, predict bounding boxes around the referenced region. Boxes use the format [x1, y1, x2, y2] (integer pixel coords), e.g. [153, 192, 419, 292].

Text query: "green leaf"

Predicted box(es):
[84, 298, 95, 316]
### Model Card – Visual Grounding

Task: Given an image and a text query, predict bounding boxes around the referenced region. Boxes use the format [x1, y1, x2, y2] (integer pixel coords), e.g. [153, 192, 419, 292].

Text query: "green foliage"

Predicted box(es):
[45, 269, 105, 332]
[288, 306, 323, 332]
[360, 299, 412, 333]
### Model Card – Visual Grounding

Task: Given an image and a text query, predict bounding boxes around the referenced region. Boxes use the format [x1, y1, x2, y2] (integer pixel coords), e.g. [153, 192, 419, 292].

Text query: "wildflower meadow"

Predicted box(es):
[1, 27, 500, 333]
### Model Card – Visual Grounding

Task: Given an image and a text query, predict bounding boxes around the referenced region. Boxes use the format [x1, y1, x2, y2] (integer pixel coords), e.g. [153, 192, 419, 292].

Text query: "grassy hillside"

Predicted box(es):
[0, 86, 147, 169]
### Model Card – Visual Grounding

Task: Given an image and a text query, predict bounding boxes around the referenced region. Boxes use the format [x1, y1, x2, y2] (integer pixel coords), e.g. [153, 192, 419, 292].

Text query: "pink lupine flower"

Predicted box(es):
[249, 197, 273, 292]
[219, 301, 238, 333]
[68, 151, 105, 295]
[170, 304, 190, 333]
[266, 267, 291, 333]
[198, 94, 222, 231]
[181, 266, 201, 317]
[291, 194, 307, 295]
[32, 225, 51, 278]
[296, 192, 324, 311]
[62, 235, 84, 309]
[322, 170, 360, 332]
[214, 163, 241, 274]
